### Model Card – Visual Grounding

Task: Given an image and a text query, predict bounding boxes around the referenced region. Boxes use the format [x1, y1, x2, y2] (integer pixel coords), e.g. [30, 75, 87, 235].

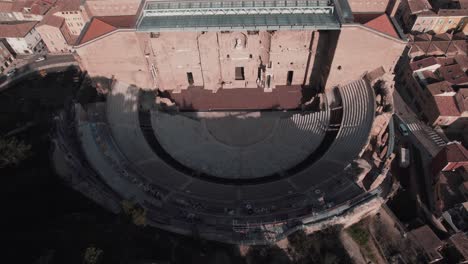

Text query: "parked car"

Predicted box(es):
[35, 56, 45, 62]
[6, 69, 16, 77]
[399, 144, 410, 168]
[398, 123, 410, 137]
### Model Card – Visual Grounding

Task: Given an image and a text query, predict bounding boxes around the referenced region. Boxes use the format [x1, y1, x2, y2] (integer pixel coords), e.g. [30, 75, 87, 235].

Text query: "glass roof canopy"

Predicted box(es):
[136, 0, 341, 32]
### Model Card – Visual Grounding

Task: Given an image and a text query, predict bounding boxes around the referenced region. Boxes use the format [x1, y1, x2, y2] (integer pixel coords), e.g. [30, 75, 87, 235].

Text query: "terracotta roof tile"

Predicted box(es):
[432, 143, 468, 174]
[440, 143, 468, 163]
[362, 13, 399, 39]
[56, 0, 80, 11]
[0, 1, 14, 12]
[412, 33, 433, 41]
[454, 55, 468, 72]
[438, 64, 468, 85]
[0, 21, 37, 38]
[38, 13, 64, 28]
[427, 81, 454, 95]
[410, 57, 438, 71]
[449, 233, 468, 261]
[427, 41, 449, 55]
[433, 94, 463, 117]
[29, 0, 55, 15]
[438, 9, 468, 16]
[408, 0, 433, 14]
[77, 15, 135, 45]
[77, 18, 117, 45]
[408, 225, 443, 262]
[96, 15, 136, 28]
[432, 33, 452, 41]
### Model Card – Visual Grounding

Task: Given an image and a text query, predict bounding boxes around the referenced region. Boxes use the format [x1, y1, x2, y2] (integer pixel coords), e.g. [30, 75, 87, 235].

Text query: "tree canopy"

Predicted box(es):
[0, 137, 32, 168]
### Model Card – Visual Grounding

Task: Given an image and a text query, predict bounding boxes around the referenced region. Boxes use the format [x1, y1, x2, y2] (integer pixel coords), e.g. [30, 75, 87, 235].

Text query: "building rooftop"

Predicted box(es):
[38, 13, 64, 28]
[410, 57, 439, 71]
[355, 13, 399, 38]
[55, 0, 80, 12]
[438, 64, 468, 85]
[0, 21, 37, 38]
[30, 0, 56, 15]
[408, 0, 433, 14]
[0, 1, 14, 12]
[427, 81, 454, 95]
[136, 0, 340, 31]
[438, 8, 468, 16]
[77, 15, 136, 45]
[409, 225, 444, 263]
[433, 143, 468, 174]
[433, 95, 463, 117]
[449, 233, 468, 262]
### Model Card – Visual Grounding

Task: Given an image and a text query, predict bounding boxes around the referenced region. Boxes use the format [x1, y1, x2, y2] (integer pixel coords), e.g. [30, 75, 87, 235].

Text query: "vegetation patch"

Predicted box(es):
[347, 224, 369, 246]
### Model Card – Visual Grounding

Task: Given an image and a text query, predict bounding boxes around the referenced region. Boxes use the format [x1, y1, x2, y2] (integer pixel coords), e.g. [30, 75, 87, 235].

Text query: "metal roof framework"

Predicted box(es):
[136, 0, 340, 31]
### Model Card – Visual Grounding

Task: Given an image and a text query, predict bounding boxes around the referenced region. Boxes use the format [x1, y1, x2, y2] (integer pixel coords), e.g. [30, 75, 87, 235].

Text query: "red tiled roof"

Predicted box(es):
[77, 18, 117, 45]
[0, 1, 14, 12]
[455, 55, 468, 72]
[439, 143, 468, 163]
[438, 64, 468, 85]
[362, 13, 399, 39]
[412, 33, 432, 41]
[433, 95, 463, 117]
[410, 57, 438, 71]
[452, 32, 467, 41]
[96, 15, 136, 28]
[11, 0, 34, 12]
[460, 89, 468, 111]
[449, 233, 468, 261]
[38, 13, 64, 28]
[409, 42, 431, 58]
[0, 21, 37, 38]
[450, 40, 467, 56]
[427, 81, 454, 95]
[56, 0, 80, 11]
[407, 0, 433, 14]
[436, 57, 456, 66]
[432, 33, 451, 41]
[408, 225, 443, 262]
[438, 9, 468, 16]
[427, 41, 449, 55]
[77, 15, 135, 45]
[431, 143, 468, 176]
[30, 0, 55, 15]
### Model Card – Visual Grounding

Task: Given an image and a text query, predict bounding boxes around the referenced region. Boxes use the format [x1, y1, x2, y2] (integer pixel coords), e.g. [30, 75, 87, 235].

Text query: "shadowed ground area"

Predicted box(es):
[152, 110, 329, 179]
[163, 85, 306, 110]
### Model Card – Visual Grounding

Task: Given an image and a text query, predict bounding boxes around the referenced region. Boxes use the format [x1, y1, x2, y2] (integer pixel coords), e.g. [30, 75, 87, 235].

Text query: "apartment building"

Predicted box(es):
[0, 21, 44, 55]
[53, 0, 88, 36]
[0, 40, 14, 73]
[0, 0, 56, 22]
[36, 13, 76, 53]
[413, 9, 468, 34]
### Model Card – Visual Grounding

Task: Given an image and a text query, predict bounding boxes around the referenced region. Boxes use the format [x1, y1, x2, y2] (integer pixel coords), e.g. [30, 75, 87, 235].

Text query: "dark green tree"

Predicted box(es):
[0, 137, 32, 168]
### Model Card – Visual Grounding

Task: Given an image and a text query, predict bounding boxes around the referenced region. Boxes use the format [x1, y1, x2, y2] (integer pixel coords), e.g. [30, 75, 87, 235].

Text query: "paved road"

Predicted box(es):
[393, 90, 444, 212]
[0, 54, 77, 90]
[393, 91, 446, 158]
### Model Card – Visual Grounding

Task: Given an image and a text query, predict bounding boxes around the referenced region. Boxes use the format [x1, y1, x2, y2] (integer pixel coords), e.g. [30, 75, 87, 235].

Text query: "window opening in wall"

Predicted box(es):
[235, 67, 245, 80]
[187, 72, 194, 85]
[287, 71, 294, 86]
[267, 75, 271, 88]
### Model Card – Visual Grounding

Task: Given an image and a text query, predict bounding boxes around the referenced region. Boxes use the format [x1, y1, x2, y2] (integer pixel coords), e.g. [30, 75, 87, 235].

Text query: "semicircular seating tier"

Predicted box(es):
[77, 79, 375, 222]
